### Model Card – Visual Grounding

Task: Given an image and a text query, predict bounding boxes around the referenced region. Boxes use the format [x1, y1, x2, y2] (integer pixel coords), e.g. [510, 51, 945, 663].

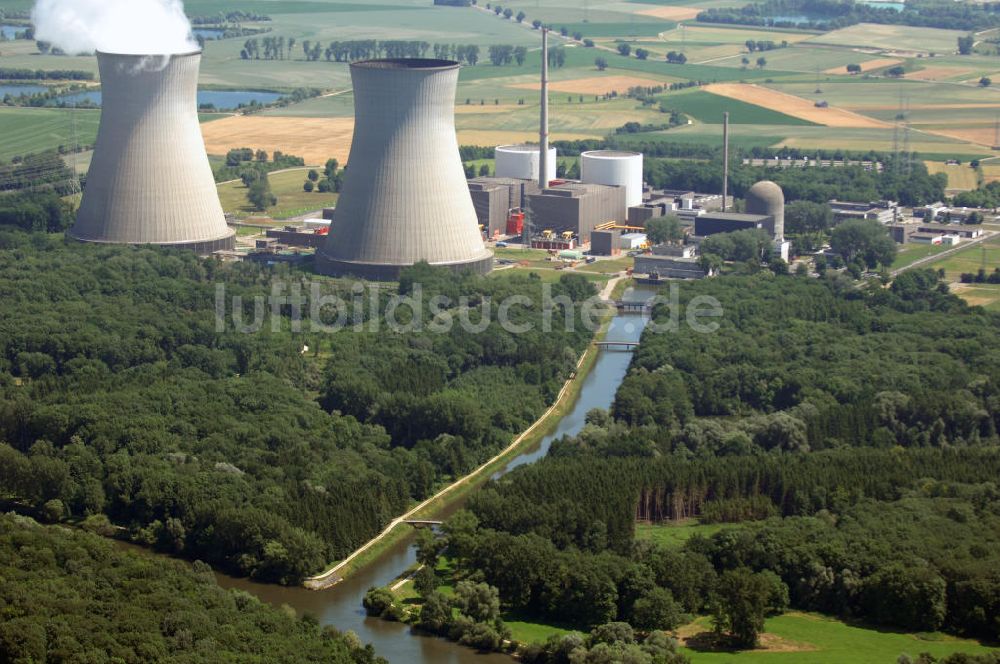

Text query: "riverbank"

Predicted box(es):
[306, 307, 618, 589]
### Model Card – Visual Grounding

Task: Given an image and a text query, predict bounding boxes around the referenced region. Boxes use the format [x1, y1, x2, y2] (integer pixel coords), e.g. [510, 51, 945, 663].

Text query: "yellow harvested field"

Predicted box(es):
[906, 66, 973, 81]
[202, 116, 354, 164]
[456, 130, 595, 146]
[703, 83, 890, 128]
[925, 161, 980, 190]
[981, 162, 1000, 183]
[510, 75, 669, 95]
[927, 125, 996, 148]
[636, 6, 702, 20]
[823, 57, 901, 74]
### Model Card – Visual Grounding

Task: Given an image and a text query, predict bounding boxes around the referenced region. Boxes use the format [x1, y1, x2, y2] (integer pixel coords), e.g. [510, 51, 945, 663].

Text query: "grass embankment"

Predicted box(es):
[310, 307, 616, 584]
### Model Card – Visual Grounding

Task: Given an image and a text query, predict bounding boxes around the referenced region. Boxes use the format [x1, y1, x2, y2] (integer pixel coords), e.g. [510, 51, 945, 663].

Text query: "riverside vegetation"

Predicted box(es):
[403, 269, 1000, 660]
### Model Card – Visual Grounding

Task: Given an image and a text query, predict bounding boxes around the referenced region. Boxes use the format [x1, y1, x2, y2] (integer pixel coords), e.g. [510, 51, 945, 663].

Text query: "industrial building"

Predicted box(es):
[468, 176, 540, 238]
[581, 150, 644, 207]
[526, 182, 626, 243]
[590, 229, 621, 256]
[829, 200, 897, 225]
[495, 144, 556, 183]
[634, 254, 709, 280]
[694, 212, 771, 237]
[315, 59, 492, 280]
[70, 51, 235, 254]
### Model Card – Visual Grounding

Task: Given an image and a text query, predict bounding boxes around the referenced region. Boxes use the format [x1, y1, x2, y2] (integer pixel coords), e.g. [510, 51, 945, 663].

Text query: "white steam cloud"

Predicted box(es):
[32, 0, 199, 55]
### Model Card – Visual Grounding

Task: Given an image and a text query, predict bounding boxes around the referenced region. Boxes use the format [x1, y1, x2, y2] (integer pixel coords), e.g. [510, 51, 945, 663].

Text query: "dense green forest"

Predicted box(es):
[439, 270, 1000, 649]
[0, 233, 594, 583]
[0, 513, 384, 663]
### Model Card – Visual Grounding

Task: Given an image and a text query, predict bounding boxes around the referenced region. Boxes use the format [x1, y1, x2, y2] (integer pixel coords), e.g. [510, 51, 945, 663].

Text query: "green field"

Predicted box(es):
[216, 167, 337, 218]
[679, 613, 997, 664]
[663, 89, 819, 126]
[891, 242, 952, 270]
[805, 23, 967, 54]
[635, 520, 734, 548]
[0, 107, 100, 161]
[922, 236, 1000, 310]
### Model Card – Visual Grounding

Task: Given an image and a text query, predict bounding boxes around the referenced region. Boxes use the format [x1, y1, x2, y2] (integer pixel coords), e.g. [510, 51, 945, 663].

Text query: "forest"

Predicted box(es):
[437, 269, 1000, 649]
[0, 233, 595, 584]
[0, 513, 384, 663]
[643, 157, 946, 207]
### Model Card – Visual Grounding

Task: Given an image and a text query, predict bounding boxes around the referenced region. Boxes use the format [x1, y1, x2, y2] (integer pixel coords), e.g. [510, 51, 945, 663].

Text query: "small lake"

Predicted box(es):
[859, 0, 905, 10]
[0, 24, 29, 39]
[0, 84, 48, 97]
[192, 28, 225, 40]
[55, 89, 284, 110]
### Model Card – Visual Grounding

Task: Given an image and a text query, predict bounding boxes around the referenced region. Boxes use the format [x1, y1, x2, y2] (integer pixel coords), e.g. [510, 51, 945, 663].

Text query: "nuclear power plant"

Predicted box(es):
[70, 51, 235, 254]
[315, 59, 493, 280]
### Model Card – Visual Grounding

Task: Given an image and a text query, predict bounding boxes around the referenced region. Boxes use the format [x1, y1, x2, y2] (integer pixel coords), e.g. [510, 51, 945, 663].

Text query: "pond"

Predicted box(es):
[55, 89, 284, 110]
[192, 28, 225, 41]
[0, 84, 48, 98]
[859, 0, 905, 11]
[0, 24, 29, 39]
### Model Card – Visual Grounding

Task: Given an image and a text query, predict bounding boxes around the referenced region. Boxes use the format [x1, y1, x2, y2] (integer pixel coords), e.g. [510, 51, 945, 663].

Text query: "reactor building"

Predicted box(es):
[70, 51, 235, 254]
[316, 59, 493, 280]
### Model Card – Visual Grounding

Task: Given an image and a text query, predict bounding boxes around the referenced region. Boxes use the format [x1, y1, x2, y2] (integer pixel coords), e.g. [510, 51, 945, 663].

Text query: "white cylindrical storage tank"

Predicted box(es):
[495, 144, 557, 183]
[581, 150, 643, 208]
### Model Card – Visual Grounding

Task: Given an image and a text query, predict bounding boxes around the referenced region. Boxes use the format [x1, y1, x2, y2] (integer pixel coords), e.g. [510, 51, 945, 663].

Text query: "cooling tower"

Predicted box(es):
[746, 180, 785, 240]
[70, 51, 234, 254]
[316, 59, 492, 280]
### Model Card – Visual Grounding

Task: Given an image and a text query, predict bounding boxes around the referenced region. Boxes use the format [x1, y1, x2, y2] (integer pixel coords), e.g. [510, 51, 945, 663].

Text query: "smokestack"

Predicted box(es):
[315, 59, 492, 280]
[539, 27, 550, 191]
[722, 111, 730, 213]
[70, 51, 234, 254]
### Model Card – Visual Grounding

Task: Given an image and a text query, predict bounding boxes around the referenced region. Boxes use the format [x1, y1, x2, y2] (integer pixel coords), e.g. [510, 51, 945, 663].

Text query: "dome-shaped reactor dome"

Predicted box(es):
[745, 180, 785, 240]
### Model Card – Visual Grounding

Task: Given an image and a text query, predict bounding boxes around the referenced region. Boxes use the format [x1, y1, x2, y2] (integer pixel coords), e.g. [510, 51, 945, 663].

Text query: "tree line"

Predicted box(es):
[0, 67, 94, 81]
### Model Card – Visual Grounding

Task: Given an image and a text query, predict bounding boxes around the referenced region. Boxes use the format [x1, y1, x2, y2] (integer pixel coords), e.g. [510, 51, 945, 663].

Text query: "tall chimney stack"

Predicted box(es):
[539, 27, 550, 191]
[722, 111, 730, 212]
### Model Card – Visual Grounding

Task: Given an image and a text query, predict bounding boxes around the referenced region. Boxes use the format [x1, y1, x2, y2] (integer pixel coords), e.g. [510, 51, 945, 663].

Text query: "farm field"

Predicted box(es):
[677, 613, 996, 664]
[201, 115, 354, 165]
[216, 167, 338, 219]
[805, 23, 967, 53]
[703, 83, 889, 128]
[926, 236, 1000, 309]
[0, 107, 100, 161]
[663, 89, 818, 125]
[925, 161, 980, 190]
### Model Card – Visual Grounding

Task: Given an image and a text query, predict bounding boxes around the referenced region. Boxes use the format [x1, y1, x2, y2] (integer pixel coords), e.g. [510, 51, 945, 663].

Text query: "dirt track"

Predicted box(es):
[704, 83, 890, 128]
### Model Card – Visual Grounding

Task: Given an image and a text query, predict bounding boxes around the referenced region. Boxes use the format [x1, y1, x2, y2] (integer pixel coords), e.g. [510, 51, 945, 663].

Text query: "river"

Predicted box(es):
[211, 286, 656, 662]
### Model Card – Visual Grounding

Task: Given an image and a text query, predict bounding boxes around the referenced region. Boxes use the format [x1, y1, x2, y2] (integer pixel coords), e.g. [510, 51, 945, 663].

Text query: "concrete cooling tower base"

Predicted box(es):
[315, 254, 494, 281]
[67, 233, 235, 255]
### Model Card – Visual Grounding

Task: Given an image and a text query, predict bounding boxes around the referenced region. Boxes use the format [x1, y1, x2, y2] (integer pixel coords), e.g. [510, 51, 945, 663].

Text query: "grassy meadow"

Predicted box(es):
[216, 167, 337, 218]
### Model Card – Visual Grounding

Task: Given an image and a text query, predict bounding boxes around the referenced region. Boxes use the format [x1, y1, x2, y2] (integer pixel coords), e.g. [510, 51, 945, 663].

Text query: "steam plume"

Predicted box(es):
[32, 0, 198, 55]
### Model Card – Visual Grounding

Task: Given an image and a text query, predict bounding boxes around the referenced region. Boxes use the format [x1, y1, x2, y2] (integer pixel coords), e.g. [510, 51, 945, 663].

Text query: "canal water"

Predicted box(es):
[213, 286, 656, 663]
